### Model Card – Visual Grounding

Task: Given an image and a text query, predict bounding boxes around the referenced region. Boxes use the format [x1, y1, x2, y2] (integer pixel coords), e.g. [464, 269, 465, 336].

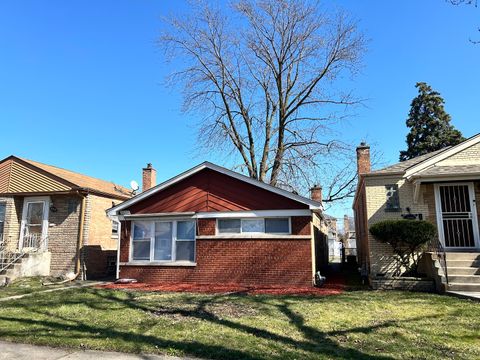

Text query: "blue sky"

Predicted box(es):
[0, 0, 478, 220]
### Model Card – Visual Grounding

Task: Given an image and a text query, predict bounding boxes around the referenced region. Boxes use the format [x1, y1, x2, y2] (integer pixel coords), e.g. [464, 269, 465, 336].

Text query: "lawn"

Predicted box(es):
[0, 277, 79, 299]
[0, 288, 478, 360]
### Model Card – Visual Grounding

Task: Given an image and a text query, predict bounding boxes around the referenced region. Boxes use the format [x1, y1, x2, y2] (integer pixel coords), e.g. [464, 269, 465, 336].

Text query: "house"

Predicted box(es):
[342, 215, 357, 257]
[324, 215, 339, 261]
[353, 134, 480, 293]
[107, 162, 327, 287]
[0, 156, 131, 283]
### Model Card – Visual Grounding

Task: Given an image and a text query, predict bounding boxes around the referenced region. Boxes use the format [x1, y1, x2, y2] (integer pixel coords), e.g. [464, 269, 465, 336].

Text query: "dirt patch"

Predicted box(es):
[148, 301, 258, 323]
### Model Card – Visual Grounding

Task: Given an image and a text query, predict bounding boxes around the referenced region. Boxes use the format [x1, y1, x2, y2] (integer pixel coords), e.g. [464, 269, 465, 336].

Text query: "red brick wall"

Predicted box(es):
[119, 216, 313, 286]
[120, 238, 312, 286]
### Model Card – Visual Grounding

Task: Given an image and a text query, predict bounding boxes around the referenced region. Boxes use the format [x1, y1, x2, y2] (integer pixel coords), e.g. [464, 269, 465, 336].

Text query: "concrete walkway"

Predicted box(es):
[0, 341, 196, 360]
[0, 281, 105, 303]
[447, 291, 480, 301]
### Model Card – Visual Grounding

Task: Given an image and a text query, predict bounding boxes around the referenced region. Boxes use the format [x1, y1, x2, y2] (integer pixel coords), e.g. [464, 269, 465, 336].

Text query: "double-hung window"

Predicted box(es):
[131, 220, 196, 263]
[217, 217, 290, 235]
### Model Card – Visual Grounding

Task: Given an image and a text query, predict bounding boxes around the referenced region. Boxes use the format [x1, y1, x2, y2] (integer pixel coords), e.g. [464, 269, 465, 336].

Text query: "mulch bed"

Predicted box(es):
[97, 276, 346, 296]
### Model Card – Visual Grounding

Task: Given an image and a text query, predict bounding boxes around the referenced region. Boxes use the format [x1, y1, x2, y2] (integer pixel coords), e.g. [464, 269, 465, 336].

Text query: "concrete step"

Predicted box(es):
[448, 267, 480, 275]
[446, 252, 480, 261]
[448, 275, 480, 283]
[446, 260, 480, 268]
[448, 283, 480, 292]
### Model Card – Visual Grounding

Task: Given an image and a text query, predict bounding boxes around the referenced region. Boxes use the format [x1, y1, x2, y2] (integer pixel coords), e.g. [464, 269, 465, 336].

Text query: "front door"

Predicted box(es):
[435, 183, 480, 249]
[19, 197, 49, 251]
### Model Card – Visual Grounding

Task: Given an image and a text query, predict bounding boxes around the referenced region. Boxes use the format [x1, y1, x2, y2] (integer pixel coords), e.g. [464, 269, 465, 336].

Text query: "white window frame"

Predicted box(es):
[130, 219, 196, 264]
[216, 217, 292, 235]
[0, 202, 6, 238]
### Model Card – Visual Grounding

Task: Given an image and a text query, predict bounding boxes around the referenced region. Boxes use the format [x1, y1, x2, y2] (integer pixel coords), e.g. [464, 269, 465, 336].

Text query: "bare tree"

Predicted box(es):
[161, 0, 366, 201]
[448, 0, 479, 43]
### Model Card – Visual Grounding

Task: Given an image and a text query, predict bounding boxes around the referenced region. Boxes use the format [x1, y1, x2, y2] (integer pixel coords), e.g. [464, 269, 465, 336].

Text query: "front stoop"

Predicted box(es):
[0, 252, 51, 285]
[445, 252, 480, 293]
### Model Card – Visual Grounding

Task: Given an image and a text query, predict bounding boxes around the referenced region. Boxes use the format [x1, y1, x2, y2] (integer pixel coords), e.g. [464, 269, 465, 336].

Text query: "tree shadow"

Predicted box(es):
[0, 288, 450, 360]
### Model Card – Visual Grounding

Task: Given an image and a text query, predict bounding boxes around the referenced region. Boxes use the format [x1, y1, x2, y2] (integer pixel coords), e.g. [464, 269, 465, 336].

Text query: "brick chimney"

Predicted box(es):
[356, 142, 371, 175]
[310, 184, 323, 204]
[142, 163, 156, 192]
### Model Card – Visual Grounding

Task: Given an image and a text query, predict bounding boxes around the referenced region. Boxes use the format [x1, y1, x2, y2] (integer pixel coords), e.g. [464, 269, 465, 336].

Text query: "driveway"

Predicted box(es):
[0, 341, 197, 360]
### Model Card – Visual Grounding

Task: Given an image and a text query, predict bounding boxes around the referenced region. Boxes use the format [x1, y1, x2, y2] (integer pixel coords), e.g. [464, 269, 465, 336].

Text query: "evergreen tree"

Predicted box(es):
[399, 82, 465, 161]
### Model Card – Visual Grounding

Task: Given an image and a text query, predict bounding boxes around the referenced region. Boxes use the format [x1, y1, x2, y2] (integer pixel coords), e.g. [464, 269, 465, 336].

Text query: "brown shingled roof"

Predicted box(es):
[19, 157, 131, 199]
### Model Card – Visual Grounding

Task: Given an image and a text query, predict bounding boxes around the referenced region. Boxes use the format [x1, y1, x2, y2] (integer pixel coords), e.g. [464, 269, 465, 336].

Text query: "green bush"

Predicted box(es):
[369, 220, 437, 276]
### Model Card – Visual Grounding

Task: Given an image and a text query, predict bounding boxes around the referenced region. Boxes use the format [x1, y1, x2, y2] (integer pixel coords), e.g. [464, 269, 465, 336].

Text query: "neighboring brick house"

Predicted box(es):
[108, 162, 327, 287]
[0, 156, 131, 281]
[353, 134, 480, 293]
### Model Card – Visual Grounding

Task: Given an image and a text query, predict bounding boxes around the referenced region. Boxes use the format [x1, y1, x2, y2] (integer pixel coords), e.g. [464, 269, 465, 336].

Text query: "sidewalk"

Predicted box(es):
[0, 341, 196, 360]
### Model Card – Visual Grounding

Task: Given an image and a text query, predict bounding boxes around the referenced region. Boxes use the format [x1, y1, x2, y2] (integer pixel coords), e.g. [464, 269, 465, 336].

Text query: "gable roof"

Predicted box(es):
[0, 156, 131, 200]
[107, 161, 321, 216]
[367, 133, 480, 178]
[369, 148, 449, 176]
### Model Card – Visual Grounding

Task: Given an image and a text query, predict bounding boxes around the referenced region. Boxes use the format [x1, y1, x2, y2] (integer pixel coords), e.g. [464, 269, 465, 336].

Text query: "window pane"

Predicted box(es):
[265, 218, 289, 233]
[0, 203, 5, 237]
[385, 184, 400, 210]
[27, 202, 43, 225]
[218, 219, 241, 233]
[154, 222, 172, 261]
[132, 241, 150, 260]
[242, 219, 265, 233]
[177, 221, 195, 240]
[0, 203, 6, 221]
[176, 241, 195, 262]
[133, 221, 151, 240]
[112, 221, 119, 235]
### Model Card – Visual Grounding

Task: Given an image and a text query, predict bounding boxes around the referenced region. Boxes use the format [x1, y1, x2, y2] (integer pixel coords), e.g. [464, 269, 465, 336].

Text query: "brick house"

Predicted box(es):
[0, 156, 131, 283]
[107, 162, 327, 287]
[353, 134, 480, 293]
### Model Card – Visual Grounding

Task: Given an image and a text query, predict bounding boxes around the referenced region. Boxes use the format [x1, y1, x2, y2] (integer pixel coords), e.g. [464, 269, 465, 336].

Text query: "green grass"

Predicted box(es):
[0, 277, 73, 299]
[0, 287, 478, 359]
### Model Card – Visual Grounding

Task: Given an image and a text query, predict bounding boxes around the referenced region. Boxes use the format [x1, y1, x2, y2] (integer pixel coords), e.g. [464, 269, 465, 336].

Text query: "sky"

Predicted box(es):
[0, 0, 479, 221]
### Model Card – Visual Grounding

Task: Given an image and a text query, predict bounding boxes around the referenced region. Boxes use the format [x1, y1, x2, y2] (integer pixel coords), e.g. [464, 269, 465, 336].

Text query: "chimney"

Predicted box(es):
[142, 163, 156, 192]
[356, 142, 371, 175]
[310, 184, 323, 204]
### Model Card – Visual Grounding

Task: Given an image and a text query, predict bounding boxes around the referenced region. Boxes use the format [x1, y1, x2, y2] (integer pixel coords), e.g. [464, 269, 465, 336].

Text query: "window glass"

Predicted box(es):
[0, 203, 5, 237]
[132, 240, 150, 260]
[133, 221, 151, 239]
[242, 219, 265, 233]
[385, 184, 400, 211]
[132, 221, 151, 261]
[265, 218, 290, 233]
[112, 221, 119, 236]
[154, 222, 173, 261]
[177, 221, 195, 240]
[218, 219, 241, 233]
[176, 241, 195, 262]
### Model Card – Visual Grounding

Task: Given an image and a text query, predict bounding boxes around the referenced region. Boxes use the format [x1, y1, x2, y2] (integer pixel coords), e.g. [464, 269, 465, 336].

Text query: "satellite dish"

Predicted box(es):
[130, 180, 139, 192]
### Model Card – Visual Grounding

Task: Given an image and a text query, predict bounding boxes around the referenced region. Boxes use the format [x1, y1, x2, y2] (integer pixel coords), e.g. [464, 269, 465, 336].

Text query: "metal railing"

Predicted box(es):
[0, 234, 48, 274]
[427, 237, 449, 286]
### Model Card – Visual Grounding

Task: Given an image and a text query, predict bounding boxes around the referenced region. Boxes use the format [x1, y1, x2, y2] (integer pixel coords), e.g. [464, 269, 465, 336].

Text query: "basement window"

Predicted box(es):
[217, 218, 291, 235]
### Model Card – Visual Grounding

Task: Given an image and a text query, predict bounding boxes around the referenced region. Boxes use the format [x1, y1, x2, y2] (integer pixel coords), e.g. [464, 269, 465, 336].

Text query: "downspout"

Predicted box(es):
[76, 192, 87, 278]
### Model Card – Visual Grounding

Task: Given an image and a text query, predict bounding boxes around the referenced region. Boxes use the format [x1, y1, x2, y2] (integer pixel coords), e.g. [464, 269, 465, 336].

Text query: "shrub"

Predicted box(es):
[369, 220, 437, 276]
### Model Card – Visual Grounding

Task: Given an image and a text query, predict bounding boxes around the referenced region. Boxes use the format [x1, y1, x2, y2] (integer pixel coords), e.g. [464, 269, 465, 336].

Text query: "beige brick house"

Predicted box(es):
[353, 134, 480, 293]
[0, 156, 131, 283]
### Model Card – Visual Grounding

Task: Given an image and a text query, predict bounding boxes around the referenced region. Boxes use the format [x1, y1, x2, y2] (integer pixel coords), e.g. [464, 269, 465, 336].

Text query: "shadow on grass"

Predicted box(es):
[0, 287, 434, 360]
